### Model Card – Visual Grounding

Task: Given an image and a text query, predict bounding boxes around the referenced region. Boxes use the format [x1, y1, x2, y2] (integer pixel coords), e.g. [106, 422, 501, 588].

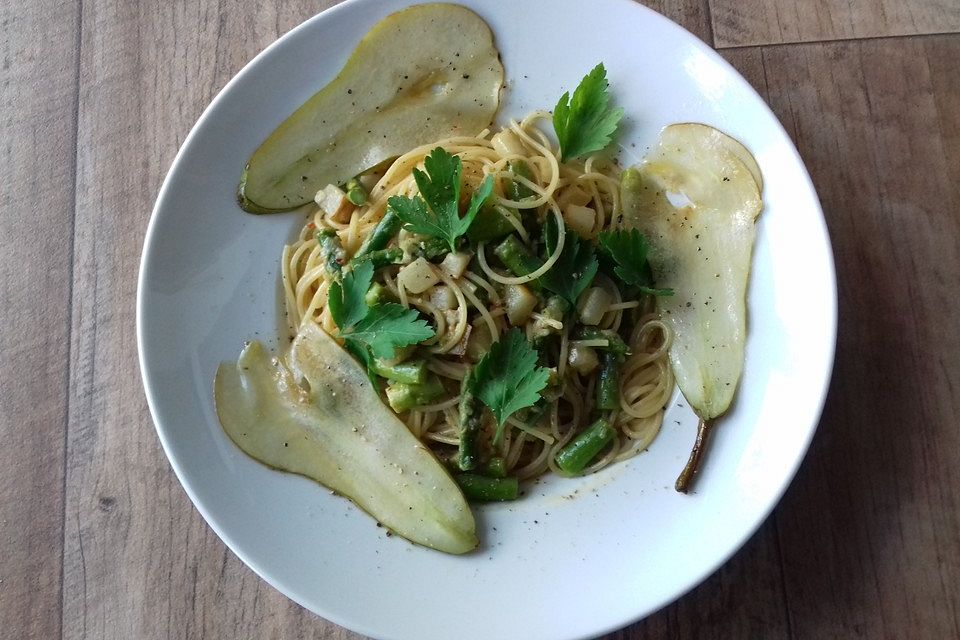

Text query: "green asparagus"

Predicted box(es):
[554, 418, 616, 475]
[354, 209, 400, 259]
[385, 375, 445, 413]
[467, 203, 518, 243]
[352, 246, 403, 270]
[457, 374, 483, 471]
[316, 229, 346, 278]
[573, 327, 629, 356]
[371, 358, 427, 384]
[493, 235, 543, 287]
[344, 177, 369, 206]
[455, 474, 519, 502]
[482, 457, 507, 479]
[412, 236, 451, 261]
[596, 352, 620, 411]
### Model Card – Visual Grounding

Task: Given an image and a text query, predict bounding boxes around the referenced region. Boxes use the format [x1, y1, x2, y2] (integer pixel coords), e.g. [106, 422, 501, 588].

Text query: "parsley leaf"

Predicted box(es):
[388, 147, 494, 252]
[598, 229, 673, 296]
[349, 303, 435, 359]
[329, 260, 435, 363]
[328, 260, 374, 330]
[468, 328, 550, 446]
[553, 63, 624, 162]
[539, 214, 598, 306]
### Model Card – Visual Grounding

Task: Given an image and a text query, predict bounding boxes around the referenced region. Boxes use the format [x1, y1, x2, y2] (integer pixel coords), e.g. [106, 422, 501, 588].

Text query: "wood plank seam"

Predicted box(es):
[58, 1, 84, 639]
[713, 27, 960, 50]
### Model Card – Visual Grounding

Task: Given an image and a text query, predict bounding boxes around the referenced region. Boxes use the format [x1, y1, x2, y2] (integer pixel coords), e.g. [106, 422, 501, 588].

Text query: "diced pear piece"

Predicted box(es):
[214, 323, 477, 554]
[621, 123, 763, 491]
[238, 4, 503, 213]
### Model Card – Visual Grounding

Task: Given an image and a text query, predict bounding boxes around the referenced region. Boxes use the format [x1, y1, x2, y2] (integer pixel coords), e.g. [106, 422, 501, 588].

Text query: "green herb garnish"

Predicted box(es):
[539, 215, 598, 306]
[388, 147, 494, 253]
[467, 328, 550, 446]
[598, 229, 672, 296]
[329, 261, 435, 367]
[553, 63, 624, 162]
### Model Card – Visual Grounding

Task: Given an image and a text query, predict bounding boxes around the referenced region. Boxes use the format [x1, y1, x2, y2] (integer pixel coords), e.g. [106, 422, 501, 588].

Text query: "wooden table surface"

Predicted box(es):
[3, 0, 959, 638]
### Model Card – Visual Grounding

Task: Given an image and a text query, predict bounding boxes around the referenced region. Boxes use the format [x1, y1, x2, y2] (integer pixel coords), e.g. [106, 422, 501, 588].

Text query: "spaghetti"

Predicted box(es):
[282, 111, 673, 480]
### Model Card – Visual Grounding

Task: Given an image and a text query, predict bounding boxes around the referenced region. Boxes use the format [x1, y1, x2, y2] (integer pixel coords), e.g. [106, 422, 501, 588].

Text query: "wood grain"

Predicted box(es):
[641, 0, 714, 43]
[710, 0, 960, 47]
[60, 2, 348, 639]
[725, 35, 960, 638]
[0, 1, 78, 638]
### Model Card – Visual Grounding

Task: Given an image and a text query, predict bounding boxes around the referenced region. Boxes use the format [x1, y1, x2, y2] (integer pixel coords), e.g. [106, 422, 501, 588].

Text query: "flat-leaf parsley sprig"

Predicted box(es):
[553, 63, 624, 162]
[388, 147, 494, 253]
[466, 328, 551, 447]
[328, 260, 435, 368]
[598, 229, 673, 297]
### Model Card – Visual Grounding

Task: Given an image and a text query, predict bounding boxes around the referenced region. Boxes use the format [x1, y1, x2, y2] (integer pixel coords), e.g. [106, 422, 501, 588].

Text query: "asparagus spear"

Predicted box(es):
[482, 457, 507, 479]
[364, 282, 393, 307]
[385, 375, 445, 413]
[457, 373, 483, 471]
[554, 418, 616, 475]
[455, 474, 519, 502]
[493, 235, 543, 287]
[353, 209, 400, 260]
[344, 177, 369, 206]
[411, 236, 451, 261]
[316, 229, 346, 278]
[468, 203, 519, 243]
[573, 327, 629, 356]
[351, 247, 403, 270]
[506, 160, 536, 201]
[596, 352, 620, 411]
[371, 358, 426, 385]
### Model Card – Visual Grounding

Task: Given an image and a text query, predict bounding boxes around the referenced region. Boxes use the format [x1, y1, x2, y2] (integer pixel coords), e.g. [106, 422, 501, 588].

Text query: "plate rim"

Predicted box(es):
[137, 0, 838, 637]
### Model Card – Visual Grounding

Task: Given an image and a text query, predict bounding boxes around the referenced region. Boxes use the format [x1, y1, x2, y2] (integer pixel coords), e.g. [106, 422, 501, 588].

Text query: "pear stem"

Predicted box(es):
[675, 418, 711, 493]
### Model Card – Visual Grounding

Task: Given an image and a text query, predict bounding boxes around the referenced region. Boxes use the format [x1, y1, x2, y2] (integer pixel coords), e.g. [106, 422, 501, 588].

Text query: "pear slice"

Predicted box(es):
[238, 3, 504, 213]
[214, 323, 477, 554]
[621, 123, 763, 492]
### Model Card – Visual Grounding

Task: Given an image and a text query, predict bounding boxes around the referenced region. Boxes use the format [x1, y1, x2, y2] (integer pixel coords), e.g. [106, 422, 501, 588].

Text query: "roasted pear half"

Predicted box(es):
[621, 123, 763, 492]
[238, 3, 504, 213]
[214, 322, 477, 554]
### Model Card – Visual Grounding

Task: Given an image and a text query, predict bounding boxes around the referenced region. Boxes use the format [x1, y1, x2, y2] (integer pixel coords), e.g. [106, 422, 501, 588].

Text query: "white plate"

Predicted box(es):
[137, 1, 836, 638]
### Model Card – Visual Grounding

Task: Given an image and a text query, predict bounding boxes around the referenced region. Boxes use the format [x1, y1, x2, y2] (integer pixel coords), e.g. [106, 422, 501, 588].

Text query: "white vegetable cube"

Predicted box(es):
[567, 344, 599, 375]
[564, 204, 596, 238]
[504, 284, 537, 326]
[428, 285, 457, 310]
[439, 251, 471, 280]
[559, 186, 592, 208]
[491, 129, 525, 156]
[466, 320, 493, 361]
[314, 184, 352, 221]
[577, 286, 612, 325]
[398, 257, 441, 294]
